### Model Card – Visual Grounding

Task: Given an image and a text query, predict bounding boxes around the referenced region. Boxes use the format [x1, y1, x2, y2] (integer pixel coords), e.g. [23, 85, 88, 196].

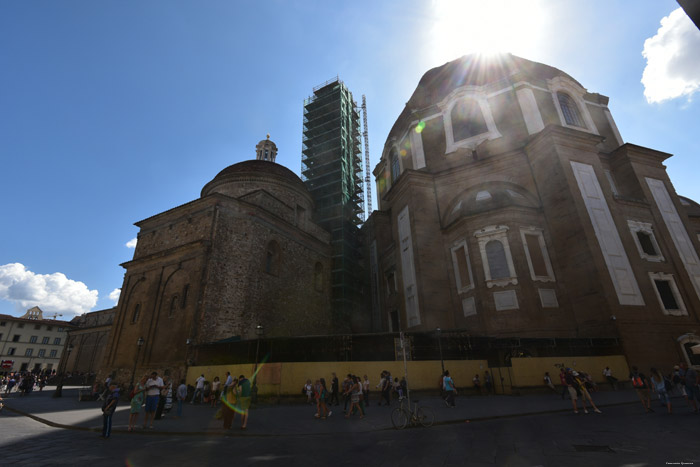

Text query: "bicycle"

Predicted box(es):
[391, 396, 434, 429]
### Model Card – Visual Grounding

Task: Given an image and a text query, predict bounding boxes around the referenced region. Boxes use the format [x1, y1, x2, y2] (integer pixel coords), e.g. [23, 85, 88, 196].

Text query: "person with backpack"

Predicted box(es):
[629, 366, 653, 412]
[650, 367, 672, 414]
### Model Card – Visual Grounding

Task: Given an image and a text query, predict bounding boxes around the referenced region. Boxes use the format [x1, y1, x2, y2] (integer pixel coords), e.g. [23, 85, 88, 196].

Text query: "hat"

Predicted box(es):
[674, 365, 680, 370]
[571, 371, 579, 376]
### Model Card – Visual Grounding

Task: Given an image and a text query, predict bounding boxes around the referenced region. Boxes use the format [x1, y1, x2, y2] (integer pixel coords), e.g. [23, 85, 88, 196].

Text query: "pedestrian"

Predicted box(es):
[443, 370, 457, 407]
[559, 368, 569, 400]
[345, 375, 364, 419]
[176, 379, 187, 418]
[304, 379, 314, 404]
[649, 368, 672, 414]
[376, 371, 387, 406]
[329, 372, 340, 406]
[473, 374, 482, 394]
[399, 377, 407, 399]
[543, 372, 557, 393]
[682, 363, 699, 412]
[100, 384, 119, 439]
[564, 368, 583, 413]
[362, 374, 370, 405]
[629, 366, 653, 413]
[572, 370, 602, 413]
[237, 374, 251, 429]
[603, 366, 617, 390]
[128, 374, 147, 431]
[342, 374, 353, 412]
[381, 371, 392, 406]
[211, 376, 221, 407]
[484, 370, 493, 394]
[155, 376, 171, 420]
[191, 374, 205, 404]
[143, 371, 164, 428]
[314, 378, 331, 419]
[221, 377, 238, 429]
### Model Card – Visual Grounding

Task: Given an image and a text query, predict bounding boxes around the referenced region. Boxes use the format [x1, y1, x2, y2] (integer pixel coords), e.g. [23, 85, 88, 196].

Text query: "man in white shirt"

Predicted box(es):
[143, 372, 163, 429]
[224, 372, 233, 394]
[191, 374, 205, 404]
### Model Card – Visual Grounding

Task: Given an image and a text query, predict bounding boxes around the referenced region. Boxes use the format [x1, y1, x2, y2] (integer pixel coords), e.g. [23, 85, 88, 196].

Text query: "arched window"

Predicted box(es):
[390, 148, 400, 182]
[131, 304, 141, 324]
[451, 98, 488, 142]
[485, 240, 510, 280]
[264, 240, 281, 275]
[557, 93, 585, 128]
[314, 262, 323, 291]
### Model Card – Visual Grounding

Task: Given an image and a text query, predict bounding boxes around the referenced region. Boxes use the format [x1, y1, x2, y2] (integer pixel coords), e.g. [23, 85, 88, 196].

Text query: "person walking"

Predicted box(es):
[362, 374, 370, 406]
[682, 363, 699, 412]
[237, 374, 251, 429]
[443, 370, 457, 408]
[304, 379, 314, 404]
[342, 374, 353, 413]
[376, 371, 387, 406]
[191, 374, 205, 404]
[329, 372, 340, 406]
[629, 366, 653, 412]
[211, 376, 221, 407]
[473, 374, 482, 394]
[100, 384, 119, 439]
[176, 379, 187, 418]
[603, 366, 618, 390]
[564, 368, 583, 413]
[345, 375, 364, 419]
[649, 367, 672, 414]
[128, 374, 147, 431]
[314, 378, 331, 419]
[143, 371, 164, 429]
[543, 372, 557, 393]
[572, 370, 602, 413]
[559, 368, 569, 400]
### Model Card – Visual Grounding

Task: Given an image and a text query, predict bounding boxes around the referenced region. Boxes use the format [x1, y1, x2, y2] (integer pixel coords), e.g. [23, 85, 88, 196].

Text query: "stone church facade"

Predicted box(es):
[364, 54, 700, 369]
[101, 139, 333, 382]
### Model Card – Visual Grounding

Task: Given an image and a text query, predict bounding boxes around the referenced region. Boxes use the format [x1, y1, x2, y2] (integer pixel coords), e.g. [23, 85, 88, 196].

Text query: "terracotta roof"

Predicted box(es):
[0, 313, 75, 326]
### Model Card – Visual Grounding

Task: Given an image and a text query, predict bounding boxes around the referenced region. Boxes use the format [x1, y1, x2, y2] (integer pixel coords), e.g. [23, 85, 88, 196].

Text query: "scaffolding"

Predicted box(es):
[302, 78, 365, 329]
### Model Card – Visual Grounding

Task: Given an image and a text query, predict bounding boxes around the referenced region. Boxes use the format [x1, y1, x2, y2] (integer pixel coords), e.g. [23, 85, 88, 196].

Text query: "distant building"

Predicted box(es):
[0, 307, 74, 374]
[60, 307, 115, 376]
[364, 54, 700, 369]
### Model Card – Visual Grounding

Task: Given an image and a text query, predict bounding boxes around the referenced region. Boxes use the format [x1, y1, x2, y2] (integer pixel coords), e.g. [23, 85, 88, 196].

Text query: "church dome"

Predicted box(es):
[201, 159, 308, 199]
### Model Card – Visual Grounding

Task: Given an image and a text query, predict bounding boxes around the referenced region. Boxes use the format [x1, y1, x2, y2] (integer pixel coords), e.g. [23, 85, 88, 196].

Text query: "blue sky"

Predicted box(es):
[1, 0, 699, 318]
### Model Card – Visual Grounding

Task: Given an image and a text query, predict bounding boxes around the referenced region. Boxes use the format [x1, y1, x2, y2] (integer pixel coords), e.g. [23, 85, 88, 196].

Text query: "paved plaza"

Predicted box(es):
[1, 386, 698, 466]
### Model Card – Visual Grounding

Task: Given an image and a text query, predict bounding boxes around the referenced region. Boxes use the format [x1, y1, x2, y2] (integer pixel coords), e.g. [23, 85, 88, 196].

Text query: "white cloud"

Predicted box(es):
[0, 263, 98, 316]
[641, 8, 700, 103]
[126, 238, 138, 249]
[109, 288, 121, 304]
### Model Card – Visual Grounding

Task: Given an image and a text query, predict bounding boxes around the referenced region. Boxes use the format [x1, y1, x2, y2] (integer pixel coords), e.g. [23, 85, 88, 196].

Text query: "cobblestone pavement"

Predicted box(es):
[1, 387, 698, 466]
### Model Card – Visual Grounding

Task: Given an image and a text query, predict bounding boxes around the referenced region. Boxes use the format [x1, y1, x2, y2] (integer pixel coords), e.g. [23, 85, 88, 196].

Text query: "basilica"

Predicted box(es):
[95, 54, 700, 383]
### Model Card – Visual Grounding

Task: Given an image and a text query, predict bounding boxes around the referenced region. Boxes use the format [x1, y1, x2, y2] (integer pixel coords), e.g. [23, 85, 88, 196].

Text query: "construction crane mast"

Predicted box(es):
[361, 95, 372, 219]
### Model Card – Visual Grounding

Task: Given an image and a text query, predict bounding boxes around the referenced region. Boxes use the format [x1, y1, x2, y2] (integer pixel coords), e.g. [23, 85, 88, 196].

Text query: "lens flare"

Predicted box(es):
[399, 149, 407, 157]
[415, 121, 426, 133]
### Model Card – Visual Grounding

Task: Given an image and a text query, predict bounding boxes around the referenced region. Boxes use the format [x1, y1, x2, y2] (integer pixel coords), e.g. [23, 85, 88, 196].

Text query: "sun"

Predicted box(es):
[429, 0, 546, 62]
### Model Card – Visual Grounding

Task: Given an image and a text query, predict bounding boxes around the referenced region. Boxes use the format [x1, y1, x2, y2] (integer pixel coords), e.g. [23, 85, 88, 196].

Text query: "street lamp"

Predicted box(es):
[436, 328, 445, 374]
[52, 343, 74, 398]
[130, 337, 145, 389]
[252, 325, 264, 403]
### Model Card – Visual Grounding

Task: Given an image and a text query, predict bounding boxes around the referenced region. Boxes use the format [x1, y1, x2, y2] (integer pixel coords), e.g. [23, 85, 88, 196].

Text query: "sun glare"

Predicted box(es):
[429, 0, 546, 63]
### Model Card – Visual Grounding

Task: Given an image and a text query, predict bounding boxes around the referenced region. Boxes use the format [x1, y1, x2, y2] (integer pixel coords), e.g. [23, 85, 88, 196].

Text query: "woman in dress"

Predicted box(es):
[128, 374, 148, 431]
[345, 375, 364, 419]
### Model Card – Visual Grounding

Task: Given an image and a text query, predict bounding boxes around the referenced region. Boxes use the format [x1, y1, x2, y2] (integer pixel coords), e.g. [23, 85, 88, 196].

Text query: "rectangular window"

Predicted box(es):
[46, 326, 52, 331]
[451, 242, 474, 292]
[38, 349, 46, 357]
[649, 272, 687, 316]
[8, 348, 15, 355]
[655, 280, 679, 310]
[42, 337, 49, 344]
[54, 338, 61, 345]
[58, 327, 64, 332]
[520, 228, 555, 282]
[12, 335, 20, 342]
[25, 348, 33, 357]
[0, 321, 6, 326]
[50, 350, 57, 358]
[18, 323, 24, 328]
[628, 220, 664, 262]
[29, 336, 38, 343]
[34, 324, 41, 330]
